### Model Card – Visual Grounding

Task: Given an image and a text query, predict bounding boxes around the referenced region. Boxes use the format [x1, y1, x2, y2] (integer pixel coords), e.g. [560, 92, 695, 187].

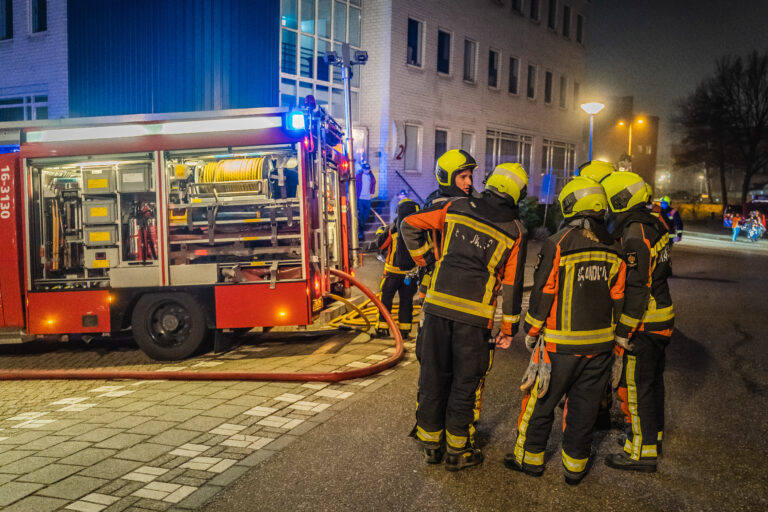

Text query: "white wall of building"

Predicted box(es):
[359, 0, 590, 202]
[0, 0, 69, 119]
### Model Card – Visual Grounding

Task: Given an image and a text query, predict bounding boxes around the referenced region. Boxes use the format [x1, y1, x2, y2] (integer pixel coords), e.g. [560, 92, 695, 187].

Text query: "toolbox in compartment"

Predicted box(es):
[117, 164, 152, 193]
[85, 247, 119, 269]
[84, 225, 118, 246]
[82, 167, 116, 194]
[84, 198, 117, 224]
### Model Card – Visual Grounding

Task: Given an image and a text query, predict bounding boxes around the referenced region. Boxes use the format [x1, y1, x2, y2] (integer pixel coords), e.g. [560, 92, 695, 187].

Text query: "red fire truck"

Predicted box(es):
[0, 106, 355, 360]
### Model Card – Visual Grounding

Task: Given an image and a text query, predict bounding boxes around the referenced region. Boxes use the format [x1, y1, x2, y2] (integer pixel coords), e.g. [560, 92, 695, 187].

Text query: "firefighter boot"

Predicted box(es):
[503, 453, 544, 477]
[445, 448, 484, 472]
[375, 328, 390, 338]
[617, 434, 662, 456]
[605, 452, 657, 473]
[400, 329, 411, 340]
[423, 445, 445, 464]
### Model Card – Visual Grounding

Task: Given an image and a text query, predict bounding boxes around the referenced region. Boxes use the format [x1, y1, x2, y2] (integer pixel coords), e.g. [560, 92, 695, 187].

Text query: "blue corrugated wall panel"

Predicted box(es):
[67, 0, 279, 117]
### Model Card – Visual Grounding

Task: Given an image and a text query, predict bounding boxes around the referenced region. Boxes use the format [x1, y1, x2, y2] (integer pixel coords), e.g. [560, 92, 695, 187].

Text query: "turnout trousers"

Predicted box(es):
[415, 313, 494, 453]
[514, 350, 612, 477]
[378, 274, 418, 331]
[617, 332, 668, 461]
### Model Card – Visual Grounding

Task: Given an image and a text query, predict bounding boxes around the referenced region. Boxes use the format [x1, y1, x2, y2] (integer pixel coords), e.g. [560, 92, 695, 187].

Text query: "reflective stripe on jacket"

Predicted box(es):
[401, 196, 527, 335]
[376, 224, 415, 275]
[524, 217, 626, 355]
[612, 209, 675, 338]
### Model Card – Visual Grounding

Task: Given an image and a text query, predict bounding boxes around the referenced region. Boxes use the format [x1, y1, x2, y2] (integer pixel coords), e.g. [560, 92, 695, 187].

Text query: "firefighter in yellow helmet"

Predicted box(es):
[401, 162, 528, 471]
[375, 199, 420, 339]
[417, 149, 478, 301]
[577, 160, 616, 183]
[601, 172, 674, 473]
[505, 176, 626, 485]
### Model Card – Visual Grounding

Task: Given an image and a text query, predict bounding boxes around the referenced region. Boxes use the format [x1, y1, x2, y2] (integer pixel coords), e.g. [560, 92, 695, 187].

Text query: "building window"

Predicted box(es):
[544, 71, 553, 104]
[530, 0, 540, 21]
[562, 5, 570, 38]
[0, 94, 48, 121]
[485, 130, 533, 178]
[280, 0, 361, 124]
[547, 0, 557, 30]
[434, 128, 448, 162]
[559, 75, 567, 108]
[488, 49, 500, 89]
[576, 14, 584, 44]
[463, 39, 477, 82]
[404, 124, 421, 172]
[461, 132, 474, 154]
[0, 0, 12, 40]
[541, 139, 577, 199]
[573, 81, 580, 109]
[508, 57, 519, 94]
[31, 0, 46, 33]
[407, 18, 423, 67]
[437, 29, 451, 74]
[526, 64, 537, 99]
[511, 0, 523, 14]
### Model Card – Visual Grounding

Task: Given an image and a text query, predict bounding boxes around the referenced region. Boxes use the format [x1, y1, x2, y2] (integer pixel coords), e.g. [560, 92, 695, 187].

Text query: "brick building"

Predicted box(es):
[0, 0, 591, 203]
[352, 0, 591, 202]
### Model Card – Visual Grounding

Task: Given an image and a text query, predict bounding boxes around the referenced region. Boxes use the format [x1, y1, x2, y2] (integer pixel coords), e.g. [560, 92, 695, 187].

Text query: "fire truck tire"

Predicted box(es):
[131, 292, 209, 361]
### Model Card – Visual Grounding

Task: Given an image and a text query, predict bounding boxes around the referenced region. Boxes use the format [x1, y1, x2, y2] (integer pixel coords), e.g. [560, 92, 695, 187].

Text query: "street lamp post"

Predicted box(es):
[581, 102, 605, 160]
[325, 43, 368, 267]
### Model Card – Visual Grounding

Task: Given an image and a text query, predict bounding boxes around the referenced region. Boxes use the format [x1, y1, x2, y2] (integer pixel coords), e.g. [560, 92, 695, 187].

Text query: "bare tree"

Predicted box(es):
[674, 51, 768, 205]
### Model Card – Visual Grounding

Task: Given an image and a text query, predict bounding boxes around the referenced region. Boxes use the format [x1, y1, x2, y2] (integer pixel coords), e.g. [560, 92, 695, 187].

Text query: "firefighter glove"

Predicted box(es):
[611, 352, 623, 389]
[615, 335, 634, 352]
[524, 335, 538, 353]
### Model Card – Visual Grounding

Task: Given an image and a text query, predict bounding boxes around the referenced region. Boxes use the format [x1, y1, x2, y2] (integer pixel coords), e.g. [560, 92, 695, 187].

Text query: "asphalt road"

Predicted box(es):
[205, 237, 768, 512]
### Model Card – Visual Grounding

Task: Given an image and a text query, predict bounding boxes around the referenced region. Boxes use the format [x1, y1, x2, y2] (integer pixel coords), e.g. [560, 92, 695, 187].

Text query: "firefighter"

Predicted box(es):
[576, 160, 616, 184]
[375, 199, 420, 340]
[602, 171, 674, 473]
[504, 176, 626, 485]
[577, 159, 616, 431]
[401, 163, 528, 471]
[417, 149, 477, 302]
[659, 195, 684, 242]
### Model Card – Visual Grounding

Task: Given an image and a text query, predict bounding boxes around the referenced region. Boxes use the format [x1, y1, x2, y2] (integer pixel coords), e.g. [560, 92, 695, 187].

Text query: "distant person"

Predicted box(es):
[659, 196, 683, 242]
[732, 213, 743, 242]
[747, 211, 765, 242]
[356, 162, 376, 241]
[398, 189, 409, 201]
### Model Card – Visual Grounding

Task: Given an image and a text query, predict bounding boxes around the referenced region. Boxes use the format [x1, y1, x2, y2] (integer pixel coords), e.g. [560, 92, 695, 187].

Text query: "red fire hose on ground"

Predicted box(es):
[0, 269, 404, 382]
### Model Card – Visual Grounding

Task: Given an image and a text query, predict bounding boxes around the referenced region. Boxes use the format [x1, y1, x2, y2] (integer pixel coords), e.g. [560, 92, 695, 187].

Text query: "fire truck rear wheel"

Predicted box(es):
[132, 293, 209, 361]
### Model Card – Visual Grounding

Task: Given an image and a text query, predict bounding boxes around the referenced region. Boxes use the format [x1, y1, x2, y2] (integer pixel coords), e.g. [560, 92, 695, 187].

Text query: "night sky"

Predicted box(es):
[586, 0, 768, 165]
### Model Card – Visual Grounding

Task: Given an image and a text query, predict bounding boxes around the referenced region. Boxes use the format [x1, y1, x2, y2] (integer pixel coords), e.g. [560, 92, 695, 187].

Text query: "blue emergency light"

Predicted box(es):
[287, 111, 306, 131]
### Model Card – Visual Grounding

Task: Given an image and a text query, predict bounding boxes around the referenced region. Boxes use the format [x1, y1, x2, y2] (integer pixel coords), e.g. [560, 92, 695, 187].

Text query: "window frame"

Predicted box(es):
[562, 5, 571, 38]
[0, 0, 13, 40]
[434, 127, 449, 163]
[403, 123, 423, 173]
[544, 69, 553, 105]
[0, 93, 49, 121]
[576, 13, 584, 44]
[526, 63, 537, 100]
[547, 0, 557, 31]
[406, 16, 425, 68]
[461, 131, 475, 155]
[558, 75, 567, 109]
[508, 56, 520, 95]
[529, 0, 541, 22]
[436, 28, 452, 76]
[511, 0, 524, 15]
[29, 0, 47, 34]
[463, 38, 477, 83]
[573, 81, 580, 110]
[488, 47, 501, 89]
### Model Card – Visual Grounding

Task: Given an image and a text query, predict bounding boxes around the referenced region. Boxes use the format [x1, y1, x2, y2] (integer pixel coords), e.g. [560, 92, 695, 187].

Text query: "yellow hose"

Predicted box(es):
[327, 297, 422, 331]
